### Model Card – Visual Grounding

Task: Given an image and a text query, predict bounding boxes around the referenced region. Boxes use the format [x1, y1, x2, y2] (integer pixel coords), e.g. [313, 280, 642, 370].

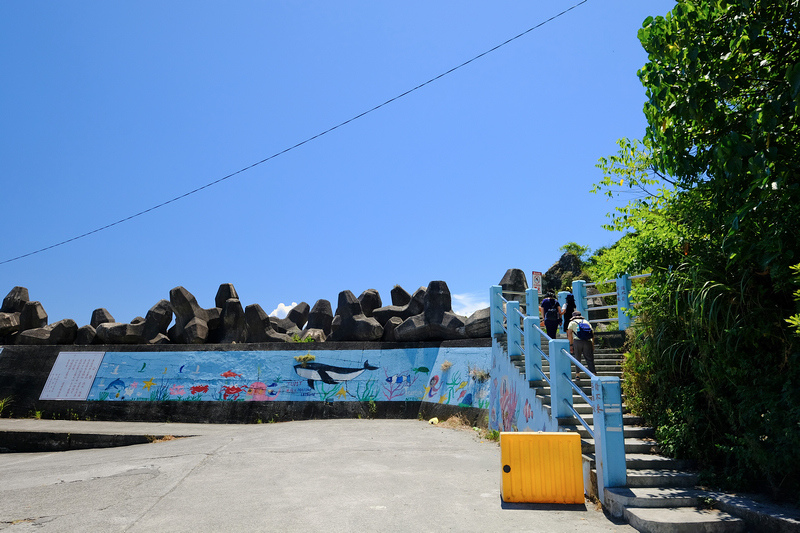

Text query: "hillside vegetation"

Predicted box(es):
[591, 0, 800, 503]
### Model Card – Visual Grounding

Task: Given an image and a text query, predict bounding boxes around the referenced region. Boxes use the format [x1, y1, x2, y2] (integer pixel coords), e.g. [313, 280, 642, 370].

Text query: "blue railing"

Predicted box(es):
[567, 273, 650, 331]
[490, 285, 627, 502]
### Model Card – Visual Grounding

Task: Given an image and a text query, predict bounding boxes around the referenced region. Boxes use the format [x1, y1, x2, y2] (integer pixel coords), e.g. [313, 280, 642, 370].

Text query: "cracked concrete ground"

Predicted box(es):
[0, 419, 634, 532]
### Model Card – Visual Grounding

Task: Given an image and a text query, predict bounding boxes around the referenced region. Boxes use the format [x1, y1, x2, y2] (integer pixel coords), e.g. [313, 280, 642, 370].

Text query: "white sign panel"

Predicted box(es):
[531, 271, 543, 292]
[40, 352, 105, 400]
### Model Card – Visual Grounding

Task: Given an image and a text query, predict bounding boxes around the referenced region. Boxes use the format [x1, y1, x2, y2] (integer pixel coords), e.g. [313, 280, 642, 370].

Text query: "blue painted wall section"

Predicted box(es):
[488, 338, 557, 433]
[86, 346, 490, 409]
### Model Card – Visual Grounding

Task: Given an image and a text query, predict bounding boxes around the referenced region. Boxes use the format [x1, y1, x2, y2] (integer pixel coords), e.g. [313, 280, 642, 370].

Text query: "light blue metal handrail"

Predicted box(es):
[490, 283, 627, 503]
[563, 399, 594, 438]
[515, 306, 552, 385]
[572, 272, 651, 331]
[560, 347, 593, 405]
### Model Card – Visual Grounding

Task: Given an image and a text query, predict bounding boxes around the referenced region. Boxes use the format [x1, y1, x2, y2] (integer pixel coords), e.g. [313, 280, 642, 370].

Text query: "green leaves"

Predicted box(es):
[788, 62, 800, 100]
[596, 0, 800, 502]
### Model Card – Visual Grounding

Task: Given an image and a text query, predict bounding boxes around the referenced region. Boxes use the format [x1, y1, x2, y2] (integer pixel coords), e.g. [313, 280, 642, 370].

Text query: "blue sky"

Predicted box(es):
[1, 1, 676, 325]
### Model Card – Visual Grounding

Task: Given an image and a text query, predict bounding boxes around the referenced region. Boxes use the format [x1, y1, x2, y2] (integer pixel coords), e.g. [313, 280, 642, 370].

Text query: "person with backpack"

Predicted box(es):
[539, 292, 562, 339]
[567, 310, 596, 375]
[561, 293, 576, 333]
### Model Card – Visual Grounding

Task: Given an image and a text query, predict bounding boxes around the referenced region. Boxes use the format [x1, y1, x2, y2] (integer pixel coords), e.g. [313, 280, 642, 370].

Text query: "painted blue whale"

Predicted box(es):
[294, 360, 379, 389]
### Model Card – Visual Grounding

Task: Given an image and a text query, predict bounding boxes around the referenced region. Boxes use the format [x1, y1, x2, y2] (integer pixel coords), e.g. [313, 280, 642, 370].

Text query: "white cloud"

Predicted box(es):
[451, 293, 489, 317]
[270, 302, 298, 319]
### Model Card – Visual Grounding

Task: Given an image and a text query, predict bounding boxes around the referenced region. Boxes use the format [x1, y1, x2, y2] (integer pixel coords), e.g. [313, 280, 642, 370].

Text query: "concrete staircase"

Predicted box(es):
[504, 332, 747, 533]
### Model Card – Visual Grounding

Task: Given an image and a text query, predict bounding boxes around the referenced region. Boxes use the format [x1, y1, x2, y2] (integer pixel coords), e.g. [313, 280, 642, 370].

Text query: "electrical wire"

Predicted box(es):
[0, 0, 589, 266]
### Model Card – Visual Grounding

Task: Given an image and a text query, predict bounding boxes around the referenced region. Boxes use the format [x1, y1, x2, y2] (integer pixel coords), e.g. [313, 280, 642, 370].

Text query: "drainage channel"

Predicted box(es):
[0, 431, 186, 452]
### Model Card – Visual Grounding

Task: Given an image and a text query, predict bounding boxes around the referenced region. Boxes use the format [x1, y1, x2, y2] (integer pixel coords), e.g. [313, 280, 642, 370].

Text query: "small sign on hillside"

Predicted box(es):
[531, 271, 542, 292]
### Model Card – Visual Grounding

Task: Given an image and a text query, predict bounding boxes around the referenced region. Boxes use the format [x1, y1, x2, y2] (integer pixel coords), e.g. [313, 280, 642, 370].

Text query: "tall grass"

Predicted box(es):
[623, 262, 800, 503]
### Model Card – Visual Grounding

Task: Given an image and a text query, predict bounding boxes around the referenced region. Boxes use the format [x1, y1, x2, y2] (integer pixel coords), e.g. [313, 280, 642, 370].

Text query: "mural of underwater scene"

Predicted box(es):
[86, 347, 491, 407]
[489, 341, 556, 433]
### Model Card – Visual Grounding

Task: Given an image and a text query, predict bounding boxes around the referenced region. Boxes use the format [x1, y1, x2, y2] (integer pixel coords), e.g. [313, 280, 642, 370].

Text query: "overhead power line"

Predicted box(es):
[1, 0, 589, 266]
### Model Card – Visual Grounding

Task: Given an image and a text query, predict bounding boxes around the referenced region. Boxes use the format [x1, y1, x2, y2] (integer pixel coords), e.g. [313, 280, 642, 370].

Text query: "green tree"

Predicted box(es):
[639, 0, 800, 283]
[595, 0, 800, 502]
[558, 242, 591, 262]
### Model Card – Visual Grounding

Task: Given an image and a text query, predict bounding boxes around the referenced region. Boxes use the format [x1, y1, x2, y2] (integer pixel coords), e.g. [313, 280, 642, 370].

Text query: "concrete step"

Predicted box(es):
[621, 426, 656, 439]
[526, 372, 624, 383]
[556, 414, 644, 428]
[606, 486, 709, 512]
[537, 394, 604, 407]
[580, 452, 693, 474]
[568, 424, 654, 440]
[559, 423, 654, 442]
[624, 507, 746, 533]
[582, 438, 660, 455]
[626, 469, 699, 488]
[626, 454, 695, 471]
[529, 362, 620, 372]
[536, 386, 593, 397]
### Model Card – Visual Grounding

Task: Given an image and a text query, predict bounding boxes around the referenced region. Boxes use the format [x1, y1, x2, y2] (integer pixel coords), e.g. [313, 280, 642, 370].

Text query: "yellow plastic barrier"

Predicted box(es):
[500, 432, 584, 504]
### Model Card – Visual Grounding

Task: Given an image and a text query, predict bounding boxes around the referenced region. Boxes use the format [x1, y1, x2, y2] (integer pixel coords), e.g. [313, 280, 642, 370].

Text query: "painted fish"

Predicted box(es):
[294, 360, 379, 389]
[386, 374, 411, 384]
[220, 370, 242, 378]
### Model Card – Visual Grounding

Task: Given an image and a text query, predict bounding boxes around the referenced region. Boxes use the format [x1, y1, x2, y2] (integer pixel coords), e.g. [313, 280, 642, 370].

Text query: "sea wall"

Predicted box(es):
[0, 340, 491, 425]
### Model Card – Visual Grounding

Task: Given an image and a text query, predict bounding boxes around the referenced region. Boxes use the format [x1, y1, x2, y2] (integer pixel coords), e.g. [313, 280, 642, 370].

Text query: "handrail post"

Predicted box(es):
[572, 280, 588, 317]
[549, 338, 572, 418]
[523, 316, 542, 383]
[490, 285, 503, 337]
[506, 301, 521, 358]
[616, 274, 632, 331]
[525, 288, 539, 319]
[557, 290, 569, 308]
[591, 376, 627, 504]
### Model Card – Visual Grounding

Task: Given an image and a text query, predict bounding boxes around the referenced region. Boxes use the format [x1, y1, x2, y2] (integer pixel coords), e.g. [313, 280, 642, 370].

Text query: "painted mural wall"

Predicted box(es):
[86, 346, 490, 410]
[489, 339, 557, 433]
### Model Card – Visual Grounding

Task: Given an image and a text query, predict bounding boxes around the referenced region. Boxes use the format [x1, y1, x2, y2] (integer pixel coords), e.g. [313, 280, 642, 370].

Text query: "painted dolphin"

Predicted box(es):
[294, 360, 378, 389]
[105, 378, 125, 391]
[105, 378, 126, 399]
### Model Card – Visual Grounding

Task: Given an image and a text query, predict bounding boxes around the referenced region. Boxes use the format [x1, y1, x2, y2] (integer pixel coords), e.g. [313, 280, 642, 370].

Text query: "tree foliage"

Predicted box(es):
[639, 0, 800, 282]
[558, 242, 591, 262]
[594, 0, 800, 502]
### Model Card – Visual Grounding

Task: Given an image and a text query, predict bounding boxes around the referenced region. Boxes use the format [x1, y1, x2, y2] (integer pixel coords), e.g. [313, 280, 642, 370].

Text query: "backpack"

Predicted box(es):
[575, 319, 594, 341]
[543, 299, 559, 321]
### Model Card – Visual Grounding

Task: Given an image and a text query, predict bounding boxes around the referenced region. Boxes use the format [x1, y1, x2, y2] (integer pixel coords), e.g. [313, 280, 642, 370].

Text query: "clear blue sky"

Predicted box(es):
[1, 1, 676, 325]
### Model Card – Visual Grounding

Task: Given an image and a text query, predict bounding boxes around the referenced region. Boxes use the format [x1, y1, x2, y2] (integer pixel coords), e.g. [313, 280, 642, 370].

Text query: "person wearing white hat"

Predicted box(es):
[567, 310, 596, 375]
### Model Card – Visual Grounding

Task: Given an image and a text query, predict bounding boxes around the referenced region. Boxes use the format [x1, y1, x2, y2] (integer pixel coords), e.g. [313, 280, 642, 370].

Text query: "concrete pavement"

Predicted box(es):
[0, 419, 634, 532]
